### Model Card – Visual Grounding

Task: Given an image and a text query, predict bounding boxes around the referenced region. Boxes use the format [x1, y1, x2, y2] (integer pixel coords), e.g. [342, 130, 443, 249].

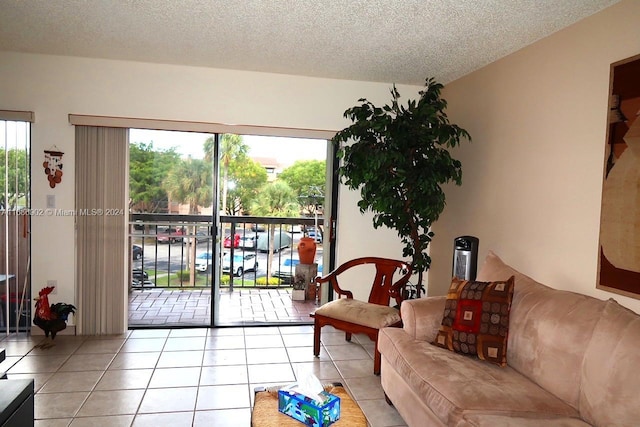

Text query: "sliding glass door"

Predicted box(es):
[0, 115, 31, 335]
[127, 129, 332, 328]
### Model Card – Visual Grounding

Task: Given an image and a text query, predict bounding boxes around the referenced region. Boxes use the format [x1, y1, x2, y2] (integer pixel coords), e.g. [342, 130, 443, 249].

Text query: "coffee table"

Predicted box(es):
[251, 382, 367, 426]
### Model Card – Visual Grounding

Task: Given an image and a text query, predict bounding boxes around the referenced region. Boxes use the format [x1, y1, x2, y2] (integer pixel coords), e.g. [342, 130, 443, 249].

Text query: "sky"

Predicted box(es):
[129, 129, 327, 167]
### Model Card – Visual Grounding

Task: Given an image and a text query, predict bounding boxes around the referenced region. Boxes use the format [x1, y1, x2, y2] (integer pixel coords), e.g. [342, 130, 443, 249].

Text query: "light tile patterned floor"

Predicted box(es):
[129, 288, 318, 327]
[0, 325, 408, 427]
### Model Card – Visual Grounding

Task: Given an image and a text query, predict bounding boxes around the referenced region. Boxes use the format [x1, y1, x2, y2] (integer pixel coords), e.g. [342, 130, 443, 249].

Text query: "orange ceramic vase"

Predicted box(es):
[298, 237, 317, 264]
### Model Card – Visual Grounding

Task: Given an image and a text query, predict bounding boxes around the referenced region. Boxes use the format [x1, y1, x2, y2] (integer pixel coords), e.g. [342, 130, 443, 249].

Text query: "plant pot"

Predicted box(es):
[297, 237, 317, 264]
[292, 289, 306, 301]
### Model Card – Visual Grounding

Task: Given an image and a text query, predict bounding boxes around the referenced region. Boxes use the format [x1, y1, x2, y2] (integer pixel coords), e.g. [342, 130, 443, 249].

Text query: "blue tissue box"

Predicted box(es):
[278, 385, 340, 427]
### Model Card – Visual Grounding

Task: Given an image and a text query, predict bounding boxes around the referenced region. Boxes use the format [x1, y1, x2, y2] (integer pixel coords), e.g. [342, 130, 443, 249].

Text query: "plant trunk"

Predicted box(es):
[416, 269, 424, 298]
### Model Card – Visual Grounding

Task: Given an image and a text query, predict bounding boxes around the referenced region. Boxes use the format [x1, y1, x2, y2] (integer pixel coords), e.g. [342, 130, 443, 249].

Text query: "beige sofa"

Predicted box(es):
[378, 251, 640, 427]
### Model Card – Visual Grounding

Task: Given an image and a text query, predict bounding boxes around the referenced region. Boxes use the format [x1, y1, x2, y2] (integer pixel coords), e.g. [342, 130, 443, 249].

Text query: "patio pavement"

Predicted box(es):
[129, 287, 318, 327]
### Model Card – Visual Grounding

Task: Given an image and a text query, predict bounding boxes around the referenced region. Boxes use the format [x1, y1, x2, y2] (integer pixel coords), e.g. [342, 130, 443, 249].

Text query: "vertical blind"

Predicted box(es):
[75, 126, 128, 335]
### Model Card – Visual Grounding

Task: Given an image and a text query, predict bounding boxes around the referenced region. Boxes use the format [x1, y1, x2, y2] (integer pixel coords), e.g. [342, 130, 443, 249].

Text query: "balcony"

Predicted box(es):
[129, 214, 324, 327]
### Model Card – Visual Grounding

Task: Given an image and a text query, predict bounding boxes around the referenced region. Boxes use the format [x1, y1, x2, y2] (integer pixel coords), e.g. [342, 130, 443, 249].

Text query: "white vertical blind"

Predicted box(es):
[75, 126, 128, 335]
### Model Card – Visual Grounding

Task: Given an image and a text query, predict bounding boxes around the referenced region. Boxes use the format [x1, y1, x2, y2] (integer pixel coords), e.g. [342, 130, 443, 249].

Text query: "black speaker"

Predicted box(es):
[452, 236, 479, 280]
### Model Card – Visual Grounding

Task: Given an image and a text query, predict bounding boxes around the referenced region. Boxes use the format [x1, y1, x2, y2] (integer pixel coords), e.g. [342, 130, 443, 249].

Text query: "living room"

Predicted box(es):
[1, 0, 639, 425]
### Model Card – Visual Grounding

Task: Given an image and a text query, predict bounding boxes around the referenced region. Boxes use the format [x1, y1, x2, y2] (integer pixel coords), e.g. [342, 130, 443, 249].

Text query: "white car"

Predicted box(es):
[305, 227, 323, 243]
[239, 235, 258, 249]
[195, 252, 214, 272]
[274, 257, 323, 283]
[222, 252, 258, 276]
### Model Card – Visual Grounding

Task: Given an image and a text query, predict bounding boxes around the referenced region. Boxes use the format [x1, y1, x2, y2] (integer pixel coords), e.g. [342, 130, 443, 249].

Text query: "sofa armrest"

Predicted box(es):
[401, 296, 446, 342]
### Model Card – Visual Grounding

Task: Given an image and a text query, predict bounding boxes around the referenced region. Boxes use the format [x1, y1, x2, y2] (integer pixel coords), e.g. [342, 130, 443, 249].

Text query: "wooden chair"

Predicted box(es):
[311, 257, 412, 375]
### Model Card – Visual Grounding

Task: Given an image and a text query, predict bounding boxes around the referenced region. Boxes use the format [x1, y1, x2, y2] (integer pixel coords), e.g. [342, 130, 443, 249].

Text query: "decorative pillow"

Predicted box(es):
[432, 276, 515, 367]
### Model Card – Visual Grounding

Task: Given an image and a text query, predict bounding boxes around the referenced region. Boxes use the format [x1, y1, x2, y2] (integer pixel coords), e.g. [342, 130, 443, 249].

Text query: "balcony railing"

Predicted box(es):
[129, 214, 324, 291]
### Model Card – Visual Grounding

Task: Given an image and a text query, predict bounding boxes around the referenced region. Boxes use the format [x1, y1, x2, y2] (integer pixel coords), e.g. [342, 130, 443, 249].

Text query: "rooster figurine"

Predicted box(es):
[33, 286, 76, 349]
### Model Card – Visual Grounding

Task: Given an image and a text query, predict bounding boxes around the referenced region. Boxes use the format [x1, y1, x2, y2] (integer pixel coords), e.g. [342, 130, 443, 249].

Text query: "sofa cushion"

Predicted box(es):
[433, 276, 515, 366]
[458, 413, 592, 426]
[379, 327, 580, 426]
[475, 251, 606, 409]
[579, 298, 640, 427]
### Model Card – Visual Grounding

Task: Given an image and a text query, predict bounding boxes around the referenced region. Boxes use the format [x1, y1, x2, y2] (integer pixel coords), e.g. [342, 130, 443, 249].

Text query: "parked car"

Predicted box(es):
[195, 252, 214, 272]
[131, 268, 154, 288]
[257, 232, 292, 252]
[251, 224, 266, 232]
[132, 244, 143, 260]
[156, 227, 185, 244]
[222, 252, 258, 276]
[132, 268, 148, 281]
[224, 233, 241, 248]
[274, 257, 323, 283]
[239, 235, 258, 250]
[195, 231, 212, 243]
[305, 226, 323, 243]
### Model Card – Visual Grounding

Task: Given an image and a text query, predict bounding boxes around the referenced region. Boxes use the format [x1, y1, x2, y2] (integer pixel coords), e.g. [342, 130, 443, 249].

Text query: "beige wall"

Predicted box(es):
[0, 51, 412, 310]
[434, 0, 640, 314]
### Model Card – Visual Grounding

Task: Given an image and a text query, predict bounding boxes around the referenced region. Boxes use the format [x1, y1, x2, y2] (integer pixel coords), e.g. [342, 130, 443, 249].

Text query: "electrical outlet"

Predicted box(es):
[46, 194, 56, 209]
[47, 280, 57, 293]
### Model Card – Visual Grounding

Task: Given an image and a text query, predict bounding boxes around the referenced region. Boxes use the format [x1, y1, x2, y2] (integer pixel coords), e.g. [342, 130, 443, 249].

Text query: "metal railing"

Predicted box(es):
[129, 213, 323, 291]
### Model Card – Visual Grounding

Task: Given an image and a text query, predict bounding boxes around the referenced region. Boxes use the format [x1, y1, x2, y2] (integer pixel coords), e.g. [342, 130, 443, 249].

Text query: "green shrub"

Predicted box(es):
[255, 276, 282, 287]
[176, 270, 191, 281]
[220, 275, 230, 285]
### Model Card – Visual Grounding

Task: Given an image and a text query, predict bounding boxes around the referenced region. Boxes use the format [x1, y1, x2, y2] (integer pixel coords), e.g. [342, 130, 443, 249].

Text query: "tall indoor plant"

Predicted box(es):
[332, 78, 471, 297]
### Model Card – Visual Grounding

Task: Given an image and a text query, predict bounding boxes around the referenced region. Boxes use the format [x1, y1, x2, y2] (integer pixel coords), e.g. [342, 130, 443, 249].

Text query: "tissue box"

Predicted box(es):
[278, 385, 340, 427]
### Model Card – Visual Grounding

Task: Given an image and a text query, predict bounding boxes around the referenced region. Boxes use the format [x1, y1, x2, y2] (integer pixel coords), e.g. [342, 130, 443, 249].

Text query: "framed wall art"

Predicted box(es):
[597, 53, 640, 298]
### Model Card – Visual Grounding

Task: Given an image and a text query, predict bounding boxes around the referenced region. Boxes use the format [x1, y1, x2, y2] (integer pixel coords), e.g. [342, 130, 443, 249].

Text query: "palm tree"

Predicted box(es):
[163, 157, 212, 285]
[204, 134, 247, 214]
[251, 181, 299, 281]
[204, 134, 248, 276]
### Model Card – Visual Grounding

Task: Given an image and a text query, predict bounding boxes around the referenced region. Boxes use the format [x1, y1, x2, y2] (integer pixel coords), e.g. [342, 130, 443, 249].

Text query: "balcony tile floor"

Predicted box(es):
[0, 326, 407, 427]
[129, 288, 318, 327]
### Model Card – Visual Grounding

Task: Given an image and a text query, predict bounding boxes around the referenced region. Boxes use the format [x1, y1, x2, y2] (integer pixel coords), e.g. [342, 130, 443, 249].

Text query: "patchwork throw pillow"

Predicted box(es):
[433, 276, 515, 367]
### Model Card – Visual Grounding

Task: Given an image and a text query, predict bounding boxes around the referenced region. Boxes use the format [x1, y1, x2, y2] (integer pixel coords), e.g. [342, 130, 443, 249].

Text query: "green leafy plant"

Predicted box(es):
[332, 78, 471, 297]
[175, 270, 191, 281]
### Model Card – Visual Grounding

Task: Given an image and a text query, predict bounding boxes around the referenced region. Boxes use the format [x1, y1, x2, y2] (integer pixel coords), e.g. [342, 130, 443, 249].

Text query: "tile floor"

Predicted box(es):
[0, 325, 407, 427]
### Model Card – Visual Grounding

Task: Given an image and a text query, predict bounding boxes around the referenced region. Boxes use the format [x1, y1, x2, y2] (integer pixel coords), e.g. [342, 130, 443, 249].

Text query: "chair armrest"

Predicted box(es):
[400, 296, 446, 342]
[316, 273, 353, 299]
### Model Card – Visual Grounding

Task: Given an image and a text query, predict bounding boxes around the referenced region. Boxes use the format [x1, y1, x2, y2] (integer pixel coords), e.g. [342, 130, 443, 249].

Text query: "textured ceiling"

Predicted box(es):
[0, 0, 619, 85]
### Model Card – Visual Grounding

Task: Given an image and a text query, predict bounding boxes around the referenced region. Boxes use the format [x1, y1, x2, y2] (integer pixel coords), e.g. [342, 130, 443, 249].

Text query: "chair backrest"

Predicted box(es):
[329, 257, 412, 306]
